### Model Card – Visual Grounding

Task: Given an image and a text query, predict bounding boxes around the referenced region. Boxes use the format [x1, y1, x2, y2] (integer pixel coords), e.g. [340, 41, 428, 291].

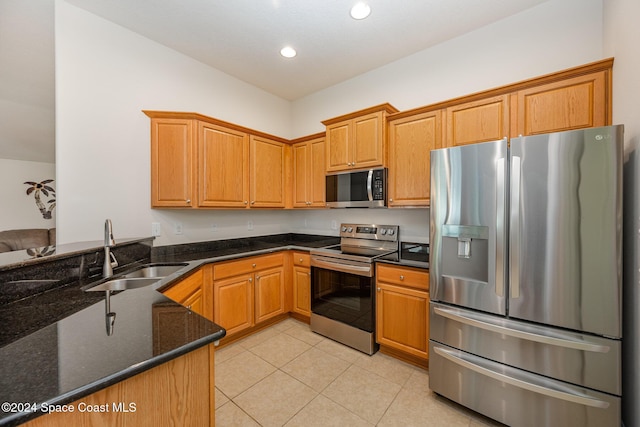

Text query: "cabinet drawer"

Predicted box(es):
[214, 252, 284, 280]
[377, 264, 429, 291]
[292, 251, 310, 267]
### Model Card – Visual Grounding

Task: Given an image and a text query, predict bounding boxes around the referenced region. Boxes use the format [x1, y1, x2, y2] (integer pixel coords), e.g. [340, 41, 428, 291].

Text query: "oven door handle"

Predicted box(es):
[311, 257, 373, 277]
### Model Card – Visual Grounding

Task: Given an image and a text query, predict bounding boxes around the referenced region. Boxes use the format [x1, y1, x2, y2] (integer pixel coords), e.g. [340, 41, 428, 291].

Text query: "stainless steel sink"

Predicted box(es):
[120, 263, 188, 279]
[84, 277, 161, 292]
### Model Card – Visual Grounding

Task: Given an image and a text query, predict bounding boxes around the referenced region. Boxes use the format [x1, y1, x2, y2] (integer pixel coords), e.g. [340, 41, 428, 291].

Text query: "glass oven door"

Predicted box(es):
[311, 264, 375, 333]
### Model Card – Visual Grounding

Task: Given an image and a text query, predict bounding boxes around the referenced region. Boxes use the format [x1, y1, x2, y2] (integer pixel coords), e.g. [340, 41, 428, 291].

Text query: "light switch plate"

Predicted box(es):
[151, 222, 161, 237]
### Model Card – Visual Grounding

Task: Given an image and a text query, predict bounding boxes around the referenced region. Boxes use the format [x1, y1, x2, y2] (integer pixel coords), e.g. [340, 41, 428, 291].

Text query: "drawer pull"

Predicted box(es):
[400, 275, 405, 280]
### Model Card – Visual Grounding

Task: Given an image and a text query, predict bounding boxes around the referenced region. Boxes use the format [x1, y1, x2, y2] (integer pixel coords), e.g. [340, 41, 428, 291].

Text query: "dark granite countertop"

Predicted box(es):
[0, 233, 338, 426]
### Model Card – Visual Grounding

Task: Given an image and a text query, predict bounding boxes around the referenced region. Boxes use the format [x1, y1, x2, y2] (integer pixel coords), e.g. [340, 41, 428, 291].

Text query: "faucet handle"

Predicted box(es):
[110, 252, 118, 268]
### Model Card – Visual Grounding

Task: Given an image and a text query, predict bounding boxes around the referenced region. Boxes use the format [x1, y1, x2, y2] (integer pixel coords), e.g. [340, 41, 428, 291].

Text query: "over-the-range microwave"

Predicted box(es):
[325, 168, 387, 208]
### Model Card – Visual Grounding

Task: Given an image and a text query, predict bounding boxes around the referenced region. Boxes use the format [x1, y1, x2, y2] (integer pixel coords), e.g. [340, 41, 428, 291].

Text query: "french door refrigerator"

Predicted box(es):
[429, 125, 623, 427]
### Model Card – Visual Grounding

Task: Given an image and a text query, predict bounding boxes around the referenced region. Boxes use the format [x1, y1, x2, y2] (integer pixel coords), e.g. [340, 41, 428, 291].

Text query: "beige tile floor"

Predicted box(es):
[214, 317, 504, 427]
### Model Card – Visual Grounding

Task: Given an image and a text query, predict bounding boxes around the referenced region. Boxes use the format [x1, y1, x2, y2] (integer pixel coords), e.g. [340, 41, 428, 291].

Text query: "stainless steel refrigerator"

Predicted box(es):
[429, 125, 623, 427]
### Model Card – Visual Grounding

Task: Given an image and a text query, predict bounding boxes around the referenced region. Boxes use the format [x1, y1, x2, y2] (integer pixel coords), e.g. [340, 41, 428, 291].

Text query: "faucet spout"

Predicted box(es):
[103, 219, 118, 277]
[105, 219, 115, 247]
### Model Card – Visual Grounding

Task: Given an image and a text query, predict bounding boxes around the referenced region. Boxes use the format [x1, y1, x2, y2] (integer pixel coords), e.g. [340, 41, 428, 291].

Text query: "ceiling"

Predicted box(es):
[1, 0, 549, 163]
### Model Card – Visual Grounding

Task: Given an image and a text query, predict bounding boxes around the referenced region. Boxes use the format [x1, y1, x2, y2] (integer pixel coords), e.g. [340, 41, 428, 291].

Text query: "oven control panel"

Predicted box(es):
[339, 223, 399, 241]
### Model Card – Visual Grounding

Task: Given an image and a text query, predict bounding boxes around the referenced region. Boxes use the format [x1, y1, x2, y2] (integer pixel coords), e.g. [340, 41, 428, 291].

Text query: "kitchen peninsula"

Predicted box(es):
[0, 233, 338, 426]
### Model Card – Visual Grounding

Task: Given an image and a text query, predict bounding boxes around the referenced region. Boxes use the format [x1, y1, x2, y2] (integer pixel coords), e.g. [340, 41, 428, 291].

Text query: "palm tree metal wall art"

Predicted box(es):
[24, 179, 56, 220]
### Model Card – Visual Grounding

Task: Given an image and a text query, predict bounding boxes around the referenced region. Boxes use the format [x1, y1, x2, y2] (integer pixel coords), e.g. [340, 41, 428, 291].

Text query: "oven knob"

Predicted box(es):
[381, 229, 387, 235]
[347, 227, 353, 233]
[341, 226, 347, 232]
[387, 229, 395, 236]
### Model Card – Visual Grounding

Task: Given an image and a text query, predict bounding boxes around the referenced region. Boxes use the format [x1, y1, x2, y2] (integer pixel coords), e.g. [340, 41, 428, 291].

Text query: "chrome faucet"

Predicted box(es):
[103, 219, 118, 277]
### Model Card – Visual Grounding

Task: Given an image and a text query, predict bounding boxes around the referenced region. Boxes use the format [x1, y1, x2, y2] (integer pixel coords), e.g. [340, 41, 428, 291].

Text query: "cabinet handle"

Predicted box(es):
[249, 277, 252, 283]
[299, 258, 303, 262]
[377, 287, 381, 292]
[400, 275, 405, 280]
[186, 199, 191, 204]
[308, 272, 311, 276]
[252, 263, 256, 268]
[256, 275, 260, 281]
[187, 305, 192, 310]
[389, 198, 393, 202]
[244, 200, 248, 205]
[251, 201, 255, 205]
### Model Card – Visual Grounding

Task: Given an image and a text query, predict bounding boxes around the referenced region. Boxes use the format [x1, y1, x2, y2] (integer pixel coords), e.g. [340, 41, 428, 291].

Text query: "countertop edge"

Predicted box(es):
[0, 329, 225, 427]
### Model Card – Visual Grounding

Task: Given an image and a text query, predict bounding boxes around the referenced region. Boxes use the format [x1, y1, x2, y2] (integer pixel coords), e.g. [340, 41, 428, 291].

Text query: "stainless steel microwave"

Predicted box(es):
[325, 168, 387, 208]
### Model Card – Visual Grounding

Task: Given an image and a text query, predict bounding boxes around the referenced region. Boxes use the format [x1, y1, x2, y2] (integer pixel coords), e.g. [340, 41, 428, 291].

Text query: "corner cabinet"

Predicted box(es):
[161, 267, 212, 321]
[322, 103, 398, 173]
[376, 264, 430, 367]
[250, 135, 287, 208]
[291, 133, 326, 208]
[387, 110, 442, 207]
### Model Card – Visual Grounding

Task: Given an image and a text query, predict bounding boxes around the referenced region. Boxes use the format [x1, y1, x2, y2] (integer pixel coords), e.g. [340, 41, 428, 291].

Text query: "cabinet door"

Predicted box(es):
[198, 122, 250, 208]
[292, 265, 311, 317]
[309, 137, 326, 207]
[292, 136, 326, 208]
[254, 266, 285, 323]
[445, 95, 509, 147]
[376, 282, 429, 360]
[250, 135, 286, 208]
[292, 142, 310, 208]
[515, 71, 608, 136]
[388, 110, 442, 207]
[352, 111, 384, 169]
[150, 118, 196, 207]
[325, 121, 351, 172]
[214, 273, 254, 336]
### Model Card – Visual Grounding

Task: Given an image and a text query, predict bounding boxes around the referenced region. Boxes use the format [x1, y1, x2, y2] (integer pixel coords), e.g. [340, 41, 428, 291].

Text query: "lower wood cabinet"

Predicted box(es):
[213, 253, 285, 339]
[23, 344, 215, 427]
[376, 264, 430, 366]
[291, 252, 311, 317]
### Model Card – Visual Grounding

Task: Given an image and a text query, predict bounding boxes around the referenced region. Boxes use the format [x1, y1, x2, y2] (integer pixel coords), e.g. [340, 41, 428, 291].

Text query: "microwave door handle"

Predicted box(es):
[367, 170, 373, 201]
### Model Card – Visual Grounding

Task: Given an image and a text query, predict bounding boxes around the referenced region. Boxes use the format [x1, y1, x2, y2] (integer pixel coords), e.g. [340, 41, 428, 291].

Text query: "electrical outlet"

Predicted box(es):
[331, 220, 338, 230]
[211, 224, 218, 232]
[247, 220, 254, 231]
[174, 222, 183, 235]
[151, 222, 161, 237]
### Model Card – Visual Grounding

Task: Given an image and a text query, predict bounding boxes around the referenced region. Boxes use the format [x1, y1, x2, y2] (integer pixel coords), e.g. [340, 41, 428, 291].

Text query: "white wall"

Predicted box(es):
[291, 0, 604, 137]
[603, 0, 640, 425]
[55, 0, 605, 247]
[55, 0, 291, 245]
[0, 159, 56, 230]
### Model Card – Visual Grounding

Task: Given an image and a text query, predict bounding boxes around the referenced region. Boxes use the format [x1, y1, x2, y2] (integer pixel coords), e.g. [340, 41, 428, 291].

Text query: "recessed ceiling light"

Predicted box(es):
[280, 46, 297, 58]
[350, 2, 371, 20]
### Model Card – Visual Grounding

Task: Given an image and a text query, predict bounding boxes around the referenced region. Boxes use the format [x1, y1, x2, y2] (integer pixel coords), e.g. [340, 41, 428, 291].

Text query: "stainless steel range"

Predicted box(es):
[310, 223, 399, 355]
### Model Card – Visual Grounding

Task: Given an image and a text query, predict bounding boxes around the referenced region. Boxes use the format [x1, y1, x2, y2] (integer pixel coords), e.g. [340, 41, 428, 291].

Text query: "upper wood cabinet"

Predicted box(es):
[150, 118, 197, 207]
[199, 121, 249, 208]
[513, 70, 608, 136]
[144, 111, 289, 209]
[388, 110, 442, 207]
[291, 133, 325, 208]
[250, 135, 287, 208]
[444, 95, 509, 147]
[322, 103, 398, 173]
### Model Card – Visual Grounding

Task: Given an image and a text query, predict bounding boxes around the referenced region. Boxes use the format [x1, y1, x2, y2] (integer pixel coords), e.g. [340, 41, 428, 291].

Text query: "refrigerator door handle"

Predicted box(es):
[433, 306, 611, 353]
[510, 155, 521, 298]
[433, 345, 610, 409]
[495, 157, 505, 297]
